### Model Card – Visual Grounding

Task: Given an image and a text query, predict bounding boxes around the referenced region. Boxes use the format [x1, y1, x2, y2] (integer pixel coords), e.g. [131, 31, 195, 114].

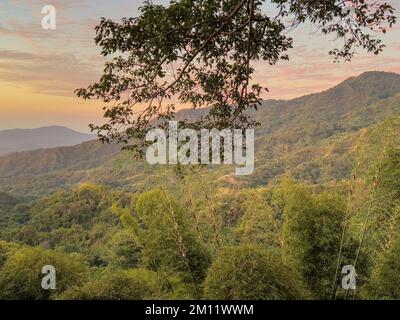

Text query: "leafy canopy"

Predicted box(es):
[76, 0, 396, 153]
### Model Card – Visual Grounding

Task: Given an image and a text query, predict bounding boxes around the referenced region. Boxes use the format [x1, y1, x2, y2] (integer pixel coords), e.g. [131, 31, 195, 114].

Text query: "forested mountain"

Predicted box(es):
[0, 72, 399, 300]
[1, 71, 399, 196]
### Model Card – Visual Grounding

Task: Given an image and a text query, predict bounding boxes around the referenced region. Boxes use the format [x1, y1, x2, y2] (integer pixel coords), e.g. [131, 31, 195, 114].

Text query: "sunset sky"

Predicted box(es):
[0, 0, 399, 132]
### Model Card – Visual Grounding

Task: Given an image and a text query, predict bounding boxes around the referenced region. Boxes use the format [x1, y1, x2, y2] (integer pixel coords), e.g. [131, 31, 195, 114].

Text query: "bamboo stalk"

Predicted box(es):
[160, 185, 201, 299]
[345, 143, 388, 299]
[183, 176, 204, 241]
[331, 174, 356, 300]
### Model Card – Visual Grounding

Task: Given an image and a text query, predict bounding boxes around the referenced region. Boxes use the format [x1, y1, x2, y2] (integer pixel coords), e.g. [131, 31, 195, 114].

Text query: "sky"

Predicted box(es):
[0, 0, 399, 132]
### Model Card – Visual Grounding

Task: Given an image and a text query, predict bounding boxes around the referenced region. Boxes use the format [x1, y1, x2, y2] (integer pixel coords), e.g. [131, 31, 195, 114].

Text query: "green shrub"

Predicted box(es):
[204, 245, 307, 300]
[0, 246, 88, 299]
[59, 268, 162, 300]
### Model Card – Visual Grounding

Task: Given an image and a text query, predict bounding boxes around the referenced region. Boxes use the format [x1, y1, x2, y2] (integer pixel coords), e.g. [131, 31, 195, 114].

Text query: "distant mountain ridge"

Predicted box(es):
[0, 126, 95, 156]
[0, 71, 399, 196]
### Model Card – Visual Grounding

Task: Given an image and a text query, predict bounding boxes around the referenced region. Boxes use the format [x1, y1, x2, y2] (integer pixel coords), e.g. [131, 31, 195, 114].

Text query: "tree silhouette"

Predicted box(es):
[76, 0, 396, 153]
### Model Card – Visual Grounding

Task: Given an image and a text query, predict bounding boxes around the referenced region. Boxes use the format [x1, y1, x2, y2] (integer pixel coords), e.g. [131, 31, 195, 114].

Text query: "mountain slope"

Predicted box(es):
[255, 71, 400, 138]
[0, 126, 95, 156]
[0, 71, 399, 196]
